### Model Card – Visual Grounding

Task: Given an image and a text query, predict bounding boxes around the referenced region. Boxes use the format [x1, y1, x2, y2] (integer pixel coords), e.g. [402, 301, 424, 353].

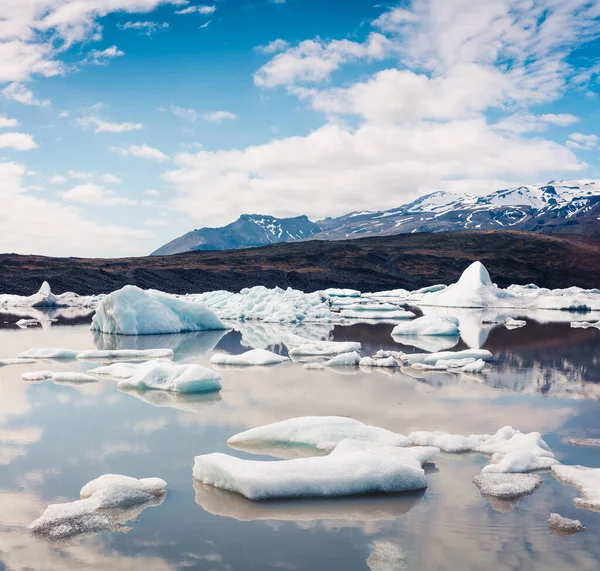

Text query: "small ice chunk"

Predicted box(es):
[473, 473, 541, 498]
[461, 359, 486, 373]
[482, 450, 558, 473]
[547, 513, 585, 534]
[16, 319, 40, 328]
[303, 362, 325, 370]
[29, 474, 166, 540]
[569, 438, 600, 449]
[22, 371, 98, 383]
[228, 416, 409, 452]
[552, 464, 600, 511]
[420, 349, 493, 365]
[366, 540, 407, 571]
[375, 350, 402, 359]
[117, 361, 221, 394]
[341, 308, 415, 320]
[359, 356, 397, 368]
[210, 349, 289, 366]
[91, 285, 227, 335]
[321, 288, 361, 298]
[193, 440, 435, 500]
[0, 358, 36, 366]
[323, 352, 361, 367]
[17, 348, 79, 360]
[570, 321, 600, 329]
[288, 340, 361, 357]
[77, 348, 174, 361]
[435, 358, 476, 368]
[505, 318, 526, 329]
[391, 315, 459, 336]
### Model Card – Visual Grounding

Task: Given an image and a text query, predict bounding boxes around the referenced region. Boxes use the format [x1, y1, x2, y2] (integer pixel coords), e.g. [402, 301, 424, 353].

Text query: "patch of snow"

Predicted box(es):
[552, 464, 600, 511]
[473, 473, 542, 498]
[547, 512, 586, 534]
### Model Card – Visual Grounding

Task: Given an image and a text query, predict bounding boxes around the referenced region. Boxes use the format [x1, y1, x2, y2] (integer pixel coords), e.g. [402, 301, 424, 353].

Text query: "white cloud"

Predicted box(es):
[100, 173, 122, 184]
[0, 115, 19, 128]
[171, 105, 199, 122]
[566, 132, 598, 150]
[254, 33, 394, 88]
[82, 45, 124, 66]
[176, 5, 216, 15]
[62, 183, 136, 206]
[202, 110, 237, 122]
[49, 175, 67, 184]
[58, 111, 69, 118]
[0, 161, 151, 257]
[256, 39, 289, 54]
[144, 189, 160, 196]
[67, 170, 93, 180]
[199, 20, 212, 29]
[0, 133, 38, 151]
[77, 107, 144, 133]
[120, 21, 169, 35]
[495, 113, 579, 134]
[3, 83, 50, 107]
[111, 143, 169, 161]
[165, 119, 584, 225]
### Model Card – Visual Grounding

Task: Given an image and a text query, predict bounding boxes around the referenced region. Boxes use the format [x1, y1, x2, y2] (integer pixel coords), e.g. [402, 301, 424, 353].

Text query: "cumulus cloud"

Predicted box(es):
[77, 106, 144, 133]
[120, 21, 169, 35]
[111, 143, 169, 161]
[567, 132, 599, 150]
[202, 110, 237, 122]
[62, 183, 136, 206]
[81, 45, 125, 66]
[3, 83, 50, 107]
[0, 161, 152, 257]
[0, 133, 38, 151]
[255, 39, 289, 54]
[495, 113, 579, 134]
[0, 115, 19, 128]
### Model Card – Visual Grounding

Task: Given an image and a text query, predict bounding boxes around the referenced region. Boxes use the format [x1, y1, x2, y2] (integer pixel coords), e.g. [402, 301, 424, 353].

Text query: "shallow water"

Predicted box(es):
[0, 312, 599, 570]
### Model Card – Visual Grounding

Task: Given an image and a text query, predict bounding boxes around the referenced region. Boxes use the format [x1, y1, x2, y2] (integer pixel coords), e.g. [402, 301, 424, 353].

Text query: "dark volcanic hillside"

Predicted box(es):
[1, 231, 599, 296]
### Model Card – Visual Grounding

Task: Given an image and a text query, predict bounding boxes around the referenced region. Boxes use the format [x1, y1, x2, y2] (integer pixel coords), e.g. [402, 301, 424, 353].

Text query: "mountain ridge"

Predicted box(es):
[153, 179, 600, 255]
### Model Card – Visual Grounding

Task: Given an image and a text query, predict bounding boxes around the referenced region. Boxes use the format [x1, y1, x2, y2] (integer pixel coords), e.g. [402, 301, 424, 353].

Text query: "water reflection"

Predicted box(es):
[119, 388, 222, 413]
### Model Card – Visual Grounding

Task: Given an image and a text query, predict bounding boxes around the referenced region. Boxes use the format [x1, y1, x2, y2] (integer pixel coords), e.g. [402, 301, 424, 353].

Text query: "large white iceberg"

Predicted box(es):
[228, 416, 409, 453]
[29, 474, 166, 540]
[552, 464, 600, 511]
[115, 360, 222, 393]
[189, 286, 332, 323]
[391, 315, 459, 336]
[91, 285, 226, 335]
[193, 440, 437, 500]
[210, 349, 289, 366]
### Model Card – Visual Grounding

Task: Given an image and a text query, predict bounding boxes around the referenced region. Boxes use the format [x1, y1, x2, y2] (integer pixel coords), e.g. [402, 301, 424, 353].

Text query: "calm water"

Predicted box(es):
[0, 310, 599, 571]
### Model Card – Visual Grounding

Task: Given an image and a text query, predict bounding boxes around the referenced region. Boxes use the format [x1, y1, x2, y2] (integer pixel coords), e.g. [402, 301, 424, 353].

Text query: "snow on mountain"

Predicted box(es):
[152, 180, 600, 255]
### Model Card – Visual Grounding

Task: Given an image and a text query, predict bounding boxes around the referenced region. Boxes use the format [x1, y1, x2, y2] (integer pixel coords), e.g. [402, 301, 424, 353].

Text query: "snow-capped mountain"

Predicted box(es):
[152, 180, 600, 254]
[152, 214, 321, 255]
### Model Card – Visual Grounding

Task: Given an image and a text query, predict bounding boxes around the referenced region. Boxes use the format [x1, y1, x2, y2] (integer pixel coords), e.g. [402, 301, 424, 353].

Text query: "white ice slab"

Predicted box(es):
[210, 349, 289, 366]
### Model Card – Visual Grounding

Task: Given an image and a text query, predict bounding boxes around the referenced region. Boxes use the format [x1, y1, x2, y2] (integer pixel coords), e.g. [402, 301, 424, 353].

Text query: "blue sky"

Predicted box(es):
[1, 0, 599, 257]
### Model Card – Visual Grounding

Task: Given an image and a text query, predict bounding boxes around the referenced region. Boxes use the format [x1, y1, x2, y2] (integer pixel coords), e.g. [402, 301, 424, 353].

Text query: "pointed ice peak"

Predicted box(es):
[456, 261, 493, 288]
[38, 281, 52, 296]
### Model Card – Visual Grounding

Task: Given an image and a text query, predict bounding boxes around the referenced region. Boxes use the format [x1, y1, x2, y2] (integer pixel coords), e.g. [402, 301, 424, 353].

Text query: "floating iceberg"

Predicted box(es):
[0, 358, 36, 366]
[228, 416, 409, 453]
[115, 360, 222, 394]
[460, 359, 486, 374]
[17, 348, 79, 360]
[340, 308, 415, 320]
[0, 282, 101, 309]
[23, 371, 98, 383]
[505, 318, 526, 329]
[321, 288, 361, 298]
[391, 315, 459, 336]
[288, 339, 361, 357]
[552, 464, 600, 511]
[569, 438, 600, 448]
[193, 440, 436, 500]
[323, 352, 361, 367]
[16, 318, 40, 328]
[29, 474, 166, 540]
[210, 349, 289, 366]
[77, 348, 174, 361]
[401, 349, 492, 366]
[571, 320, 600, 329]
[473, 473, 541, 498]
[547, 513, 586, 534]
[190, 286, 332, 323]
[359, 356, 398, 368]
[91, 285, 226, 335]
[408, 426, 557, 473]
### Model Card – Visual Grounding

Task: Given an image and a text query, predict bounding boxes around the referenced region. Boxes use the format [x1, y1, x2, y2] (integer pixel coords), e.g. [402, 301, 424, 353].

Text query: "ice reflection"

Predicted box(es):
[118, 388, 222, 413]
[236, 321, 334, 351]
[194, 480, 424, 525]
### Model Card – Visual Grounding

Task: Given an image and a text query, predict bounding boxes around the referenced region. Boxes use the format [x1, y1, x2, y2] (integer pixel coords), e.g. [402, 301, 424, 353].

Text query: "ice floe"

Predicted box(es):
[401, 349, 493, 366]
[190, 286, 331, 323]
[210, 349, 289, 366]
[15, 318, 40, 328]
[323, 352, 362, 367]
[228, 416, 409, 453]
[77, 348, 174, 361]
[322, 288, 361, 298]
[29, 474, 166, 540]
[23, 371, 98, 383]
[91, 285, 226, 335]
[116, 360, 222, 394]
[569, 438, 600, 448]
[547, 513, 586, 534]
[287, 339, 361, 357]
[473, 473, 541, 498]
[460, 359, 486, 374]
[359, 356, 398, 368]
[391, 315, 460, 336]
[193, 440, 436, 500]
[0, 282, 101, 309]
[0, 358, 36, 366]
[552, 464, 600, 511]
[504, 318, 526, 329]
[17, 348, 79, 360]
